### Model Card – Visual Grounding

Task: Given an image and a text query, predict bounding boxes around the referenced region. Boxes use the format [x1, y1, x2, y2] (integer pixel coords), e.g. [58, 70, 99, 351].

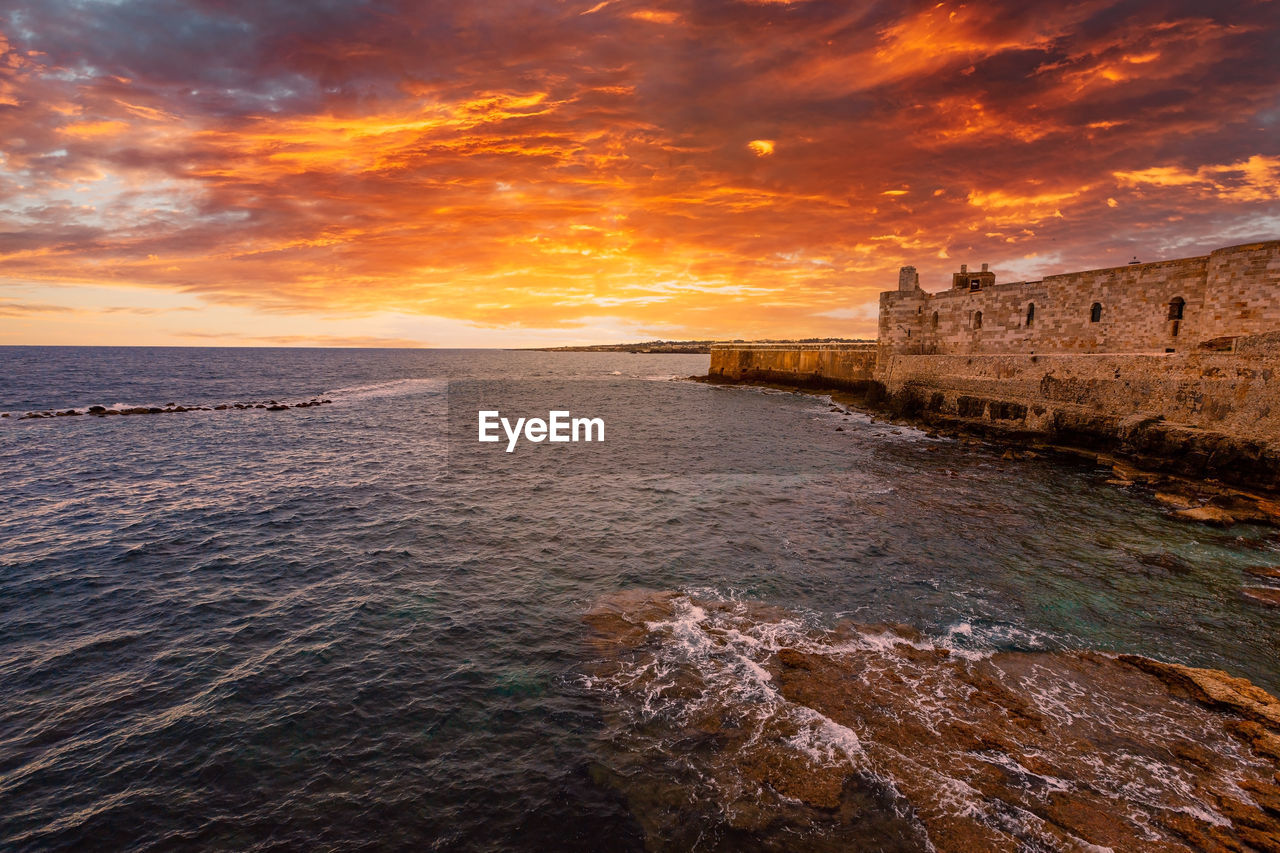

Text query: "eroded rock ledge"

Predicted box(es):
[585, 590, 1280, 851]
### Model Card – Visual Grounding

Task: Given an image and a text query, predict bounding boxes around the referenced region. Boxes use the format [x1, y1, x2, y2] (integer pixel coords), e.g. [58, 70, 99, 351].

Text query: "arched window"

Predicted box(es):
[973, 311, 983, 329]
[1168, 297, 1185, 320]
[1090, 302, 1102, 323]
[932, 311, 939, 329]
[1026, 303, 1035, 327]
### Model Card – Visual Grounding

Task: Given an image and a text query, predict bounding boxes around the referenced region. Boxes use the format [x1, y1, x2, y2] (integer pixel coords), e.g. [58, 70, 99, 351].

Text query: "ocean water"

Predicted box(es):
[1, 346, 1278, 851]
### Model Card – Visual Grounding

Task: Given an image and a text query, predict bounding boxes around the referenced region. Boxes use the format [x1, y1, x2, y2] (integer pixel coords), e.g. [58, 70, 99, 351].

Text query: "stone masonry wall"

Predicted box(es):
[708, 343, 877, 390]
[879, 241, 1280, 357]
[877, 350, 1280, 442]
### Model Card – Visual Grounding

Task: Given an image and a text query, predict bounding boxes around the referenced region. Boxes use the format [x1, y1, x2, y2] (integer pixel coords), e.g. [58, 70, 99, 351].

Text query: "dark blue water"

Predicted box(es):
[2, 346, 1278, 851]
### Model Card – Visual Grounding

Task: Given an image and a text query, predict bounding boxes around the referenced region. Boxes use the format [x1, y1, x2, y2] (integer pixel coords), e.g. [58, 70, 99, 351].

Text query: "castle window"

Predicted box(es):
[970, 279, 981, 291]
[1168, 297, 1185, 320]
[1090, 302, 1102, 323]
[932, 311, 939, 329]
[973, 311, 983, 329]
[1026, 303, 1035, 327]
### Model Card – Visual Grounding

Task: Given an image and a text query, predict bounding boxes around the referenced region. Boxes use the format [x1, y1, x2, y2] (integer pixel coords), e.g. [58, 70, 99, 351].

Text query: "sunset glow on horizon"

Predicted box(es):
[2, 0, 1278, 347]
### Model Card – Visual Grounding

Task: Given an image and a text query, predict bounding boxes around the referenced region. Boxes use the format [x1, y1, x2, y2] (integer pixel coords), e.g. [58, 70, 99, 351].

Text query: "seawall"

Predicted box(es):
[708, 335, 1280, 492]
[708, 343, 877, 391]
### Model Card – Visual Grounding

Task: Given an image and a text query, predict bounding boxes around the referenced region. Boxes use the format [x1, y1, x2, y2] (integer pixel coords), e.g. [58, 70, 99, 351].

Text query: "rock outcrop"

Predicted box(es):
[8, 398, 332, 421]
[585, 591, 1280, 851]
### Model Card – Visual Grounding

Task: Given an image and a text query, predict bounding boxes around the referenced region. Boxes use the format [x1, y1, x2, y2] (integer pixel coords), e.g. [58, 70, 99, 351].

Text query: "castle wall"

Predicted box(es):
[877, 349, 1280, 442]
[879, 241, 1279, 357]
[1200, 242, 1280, 342]
[708, 240, 1280, 490]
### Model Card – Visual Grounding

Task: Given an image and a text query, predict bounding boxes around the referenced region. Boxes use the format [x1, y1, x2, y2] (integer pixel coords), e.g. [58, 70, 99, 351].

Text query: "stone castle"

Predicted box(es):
[709, 239, 1280, 490]
[878, 241, 1280, 357]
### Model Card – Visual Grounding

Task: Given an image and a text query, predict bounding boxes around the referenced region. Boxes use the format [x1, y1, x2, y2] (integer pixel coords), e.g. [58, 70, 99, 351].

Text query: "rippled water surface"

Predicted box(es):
[2, 346, 1278, 851]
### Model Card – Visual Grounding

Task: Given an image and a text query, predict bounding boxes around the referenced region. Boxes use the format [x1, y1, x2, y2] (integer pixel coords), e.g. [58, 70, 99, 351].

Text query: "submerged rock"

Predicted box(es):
[1244, 566, 1280, 579]
[584, 591, 1280, 852]
[1242, 588, 1280, 608]
[19, 395, 333, 422]
[1134, 550, 1194, 573]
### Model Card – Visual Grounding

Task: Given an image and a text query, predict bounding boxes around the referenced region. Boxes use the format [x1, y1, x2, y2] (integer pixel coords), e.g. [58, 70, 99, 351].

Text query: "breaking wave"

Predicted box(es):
[582, 590, 1280, 851]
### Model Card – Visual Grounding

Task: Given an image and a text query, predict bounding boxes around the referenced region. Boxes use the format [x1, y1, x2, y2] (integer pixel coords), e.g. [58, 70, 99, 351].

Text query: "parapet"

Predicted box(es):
[877, 239, 1278, 356]
[951, 262, 996, 291]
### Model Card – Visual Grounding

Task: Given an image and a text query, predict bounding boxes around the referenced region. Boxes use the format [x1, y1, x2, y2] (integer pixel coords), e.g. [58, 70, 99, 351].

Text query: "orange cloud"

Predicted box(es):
[1114, 156, 1280, 202]
[58, 119, 128, 138]
[0, 1, 1277, 345]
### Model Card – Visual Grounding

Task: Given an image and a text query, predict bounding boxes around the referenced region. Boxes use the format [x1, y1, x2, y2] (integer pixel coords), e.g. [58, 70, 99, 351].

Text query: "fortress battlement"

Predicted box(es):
[709, 239, 1280, 491]
[878, 240, 1280, 357]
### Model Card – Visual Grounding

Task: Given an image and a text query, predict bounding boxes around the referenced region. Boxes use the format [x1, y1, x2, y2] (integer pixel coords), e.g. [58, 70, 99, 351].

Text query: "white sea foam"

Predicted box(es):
[324, 378, 447, 401]
[585, 590, 1275, 848]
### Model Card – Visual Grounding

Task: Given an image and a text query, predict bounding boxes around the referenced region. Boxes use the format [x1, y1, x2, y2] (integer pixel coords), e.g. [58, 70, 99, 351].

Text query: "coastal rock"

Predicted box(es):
[1242, 588, 1280, 608]
[1118, 654, 1280, 728]
[22, 396, 330, 422]
[1209, 494, 1280, 525]
[1112, 461, 1162, 484]
[1245, 566, 1280, 579]
[586, 591, 1280, 852]
[1155, 491, 1197, 509]
[1172, 506, 1237, 526]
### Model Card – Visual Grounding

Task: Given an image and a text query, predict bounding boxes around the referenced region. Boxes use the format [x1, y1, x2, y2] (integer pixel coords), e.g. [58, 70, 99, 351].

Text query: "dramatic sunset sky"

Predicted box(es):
[1, 0, 1278, 347]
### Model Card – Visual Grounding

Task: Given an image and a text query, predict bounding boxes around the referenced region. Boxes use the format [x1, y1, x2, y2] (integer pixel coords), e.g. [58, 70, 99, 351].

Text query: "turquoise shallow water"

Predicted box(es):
[1, 346, 1278, 850]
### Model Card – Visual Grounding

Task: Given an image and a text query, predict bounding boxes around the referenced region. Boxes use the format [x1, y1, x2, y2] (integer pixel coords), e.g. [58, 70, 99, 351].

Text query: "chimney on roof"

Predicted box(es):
[960, 264, 967, 274]
[981, 263, 988, 272]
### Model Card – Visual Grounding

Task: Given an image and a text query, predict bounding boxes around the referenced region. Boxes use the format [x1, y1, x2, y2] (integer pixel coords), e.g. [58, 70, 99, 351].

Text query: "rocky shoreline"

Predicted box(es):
[695, 373, 1280, 609]
[699, 365, 1280, 495]
[4, 398, 333, 421]
[697, 374, 1280, 528]
[585, 591, 1280, 851]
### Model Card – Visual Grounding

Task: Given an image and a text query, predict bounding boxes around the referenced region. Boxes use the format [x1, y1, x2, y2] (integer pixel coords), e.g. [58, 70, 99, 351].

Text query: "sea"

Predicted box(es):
[1, 346, 1278, 850]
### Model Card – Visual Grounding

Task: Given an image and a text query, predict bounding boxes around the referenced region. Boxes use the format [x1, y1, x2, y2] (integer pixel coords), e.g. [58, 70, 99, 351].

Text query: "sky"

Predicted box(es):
[1, 0, 1278, 347]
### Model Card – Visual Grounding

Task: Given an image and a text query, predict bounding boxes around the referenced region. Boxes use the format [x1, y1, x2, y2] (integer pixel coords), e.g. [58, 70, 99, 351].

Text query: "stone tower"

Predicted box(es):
[898, 266, 920, 292]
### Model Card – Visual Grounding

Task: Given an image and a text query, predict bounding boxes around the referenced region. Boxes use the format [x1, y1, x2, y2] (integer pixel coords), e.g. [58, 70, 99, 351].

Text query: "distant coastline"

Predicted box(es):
[527, 338, 870, 354]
